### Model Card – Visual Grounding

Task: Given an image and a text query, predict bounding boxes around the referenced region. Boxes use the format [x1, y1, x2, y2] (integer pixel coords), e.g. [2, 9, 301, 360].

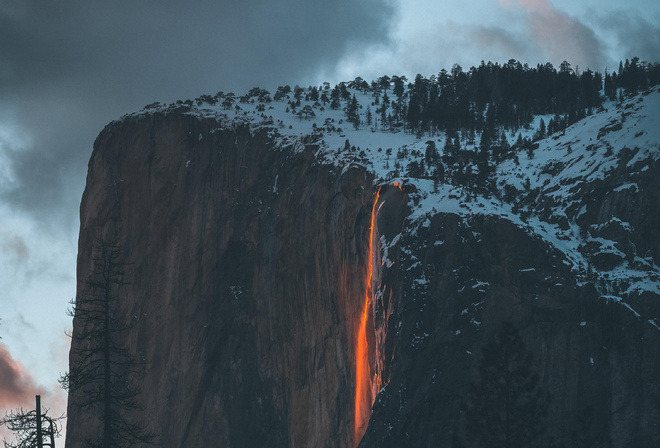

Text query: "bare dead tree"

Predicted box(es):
[1, 395, 63, 448]
[61, 238, 155, 448]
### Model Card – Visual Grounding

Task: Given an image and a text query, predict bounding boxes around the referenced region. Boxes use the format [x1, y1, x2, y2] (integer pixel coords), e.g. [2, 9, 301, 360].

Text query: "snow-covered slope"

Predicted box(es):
[85, 80, 660, 448]
[493, 91, 660, 300]
[124, 84, 660, 323]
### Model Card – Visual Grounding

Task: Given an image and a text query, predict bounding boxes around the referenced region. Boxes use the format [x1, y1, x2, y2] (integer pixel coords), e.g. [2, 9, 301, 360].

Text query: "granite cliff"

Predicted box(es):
[67, 85, 660, 447]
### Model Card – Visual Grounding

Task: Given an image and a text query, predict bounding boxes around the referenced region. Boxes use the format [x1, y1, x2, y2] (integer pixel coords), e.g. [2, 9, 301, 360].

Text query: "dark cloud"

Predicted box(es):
[0, 0, 394, 225]
[468, 26, 531, 59]
[1, 232, 28, 264]
[594, 10, 660, 66]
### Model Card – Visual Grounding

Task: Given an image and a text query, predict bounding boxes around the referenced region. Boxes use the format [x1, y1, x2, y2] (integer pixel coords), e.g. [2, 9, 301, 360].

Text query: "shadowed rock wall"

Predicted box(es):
[67, 112, 375, 448]
[359, 213, 660, 448]
[66, 110, 660, 448]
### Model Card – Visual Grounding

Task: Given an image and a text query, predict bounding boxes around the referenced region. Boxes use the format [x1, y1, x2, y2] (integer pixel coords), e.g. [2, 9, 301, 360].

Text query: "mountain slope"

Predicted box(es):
[128, 84, 660, 309]
[67, 81, 660, 447]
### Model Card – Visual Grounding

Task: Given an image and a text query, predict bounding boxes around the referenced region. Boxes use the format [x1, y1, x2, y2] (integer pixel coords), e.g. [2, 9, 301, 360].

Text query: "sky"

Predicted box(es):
[0, 0, 658, 443]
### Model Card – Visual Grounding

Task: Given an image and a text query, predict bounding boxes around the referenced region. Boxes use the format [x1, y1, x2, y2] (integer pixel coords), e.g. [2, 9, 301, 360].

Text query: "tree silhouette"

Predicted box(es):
[465, 322, 549, 448]
[1, 396, 62, 448]
[62, 238, 155, 448]
[345, 94, 360, 130]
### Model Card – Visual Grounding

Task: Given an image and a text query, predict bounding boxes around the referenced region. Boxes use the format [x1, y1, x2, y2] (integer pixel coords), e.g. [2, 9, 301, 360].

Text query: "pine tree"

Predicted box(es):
[425, 140, 439, 168]
[344, 94, 360, 130]
[309, 86, 319, 102]
[493, 130, 510, 162]
[465, 322, 549, 448]
[392, 75, 406, 99]
[537, 119, 546, 140]
[378, 75, 391, 92]
[444, 134, 455, 161]
[406, 160, 425, 178]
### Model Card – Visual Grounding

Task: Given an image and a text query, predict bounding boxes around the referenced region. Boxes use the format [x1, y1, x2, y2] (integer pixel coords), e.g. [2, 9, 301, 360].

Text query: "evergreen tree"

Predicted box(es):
[343, 139, 351, 152]
[465, 322, 549, 448]
[378, 75, 391, 92]
[392, 75, 406, 99]
[293, 85, 304, 101]
[432, 162, 445, 186]
[309, 86, 319, 101]
[537, 119, 546, 140]
[425, 140, 440, 167]
[406, 160, 425, 178]
[345, 94, 360, 130]
[444, 133, 457, 161]
[339, 82, 351, 100]
[477, 128, 491, 187]
[273, 85, 291, 101]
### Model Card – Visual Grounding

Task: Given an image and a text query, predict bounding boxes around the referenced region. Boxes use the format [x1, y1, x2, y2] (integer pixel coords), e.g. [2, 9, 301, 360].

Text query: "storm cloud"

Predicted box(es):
[0, 0, 395, 225]
[329, 0, 651, 90]
[594, 9, 660, 66]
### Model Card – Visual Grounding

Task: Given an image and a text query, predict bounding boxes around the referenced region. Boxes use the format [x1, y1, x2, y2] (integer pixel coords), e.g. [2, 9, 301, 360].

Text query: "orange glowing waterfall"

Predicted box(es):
[354, 187, 381, 445]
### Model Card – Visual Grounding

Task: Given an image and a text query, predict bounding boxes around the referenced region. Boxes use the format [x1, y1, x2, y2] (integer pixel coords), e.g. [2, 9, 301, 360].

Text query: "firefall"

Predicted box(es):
[354, 187, 381, 445]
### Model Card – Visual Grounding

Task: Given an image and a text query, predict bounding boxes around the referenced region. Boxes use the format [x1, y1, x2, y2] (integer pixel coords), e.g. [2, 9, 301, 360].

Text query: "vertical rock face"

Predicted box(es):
[67, 95, 660, 448]
[360, 212, 660, 448]
[67, 112, 375, 448]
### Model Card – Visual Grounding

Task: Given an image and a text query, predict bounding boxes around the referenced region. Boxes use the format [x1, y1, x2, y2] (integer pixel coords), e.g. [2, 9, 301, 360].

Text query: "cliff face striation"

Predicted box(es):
[68, 111, 389, 448]
[67, 86, 660, 448]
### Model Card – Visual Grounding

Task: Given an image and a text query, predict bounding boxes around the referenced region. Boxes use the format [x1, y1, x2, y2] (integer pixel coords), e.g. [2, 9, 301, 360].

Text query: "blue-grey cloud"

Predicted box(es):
[468, 25, 531, 60]
[0, 0, 395, 226]
[500, 0, 607, 70]
[593, 10, 660, 66]
[1, 232, 28, 264]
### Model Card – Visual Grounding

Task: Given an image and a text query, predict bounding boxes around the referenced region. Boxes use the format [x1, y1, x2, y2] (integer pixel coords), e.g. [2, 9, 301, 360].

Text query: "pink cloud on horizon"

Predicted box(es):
[498, 0, 606, 69]
[0, 343, 41, 409]
[0, 343, 67, 442]
[0, 343, 40, 441]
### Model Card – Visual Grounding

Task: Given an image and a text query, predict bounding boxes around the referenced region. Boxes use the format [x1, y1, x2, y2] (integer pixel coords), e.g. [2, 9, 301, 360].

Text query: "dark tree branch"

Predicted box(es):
[62, 237, 157, 447]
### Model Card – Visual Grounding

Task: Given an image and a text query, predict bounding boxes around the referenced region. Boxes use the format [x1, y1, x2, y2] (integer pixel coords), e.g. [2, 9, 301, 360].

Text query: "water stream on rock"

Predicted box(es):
[354, 187, 381, 446]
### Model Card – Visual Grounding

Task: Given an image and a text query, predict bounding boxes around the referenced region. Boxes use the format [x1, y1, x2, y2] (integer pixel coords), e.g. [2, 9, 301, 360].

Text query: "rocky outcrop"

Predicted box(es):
[67, 92, 660, 448]
[360, 211, 660, 448]
[68, 111, 377, 448]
